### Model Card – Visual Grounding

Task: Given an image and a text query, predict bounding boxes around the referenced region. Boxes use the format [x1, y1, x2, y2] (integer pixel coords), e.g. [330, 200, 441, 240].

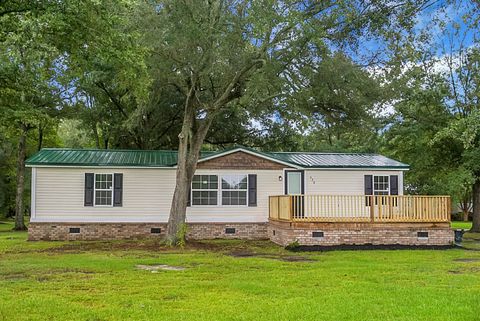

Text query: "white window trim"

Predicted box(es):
[220, 174, 248, 207]
[373, 175, 390, 195]
[191, 175, 219, 206]
[190, 174, 249, 207]
[94, 173, 114, 207]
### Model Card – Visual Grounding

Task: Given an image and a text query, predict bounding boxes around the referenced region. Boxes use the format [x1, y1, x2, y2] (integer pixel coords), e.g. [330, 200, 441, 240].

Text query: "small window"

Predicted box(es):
[221, 175, 247, 205]
[373, 176, 389, 195]
[94, 174, 113, 206]
[373, 175, 390, 205]
[192, 175, 218, 205]
[69, 228, 80, 234]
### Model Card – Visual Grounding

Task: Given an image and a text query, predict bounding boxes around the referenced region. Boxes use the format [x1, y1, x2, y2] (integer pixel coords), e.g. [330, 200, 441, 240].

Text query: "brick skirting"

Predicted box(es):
[268, 220, 454, 246]
[29, 221, 454, 246]
[28, 222, 268, 241]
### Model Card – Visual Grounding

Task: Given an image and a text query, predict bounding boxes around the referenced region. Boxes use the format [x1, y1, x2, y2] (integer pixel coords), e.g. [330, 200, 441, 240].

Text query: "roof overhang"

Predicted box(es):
[25, 164, 174, 169]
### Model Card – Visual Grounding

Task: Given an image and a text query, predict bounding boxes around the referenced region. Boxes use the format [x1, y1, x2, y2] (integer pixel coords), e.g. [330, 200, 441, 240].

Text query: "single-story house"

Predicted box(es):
[26, 147, 453, 246]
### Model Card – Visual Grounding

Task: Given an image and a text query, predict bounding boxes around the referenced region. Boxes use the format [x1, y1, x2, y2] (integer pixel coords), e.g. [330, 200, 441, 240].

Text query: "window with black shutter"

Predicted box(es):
[84, 173, 94, 206]
[248, 174, 257, 207]
[113, 173, 123, 207]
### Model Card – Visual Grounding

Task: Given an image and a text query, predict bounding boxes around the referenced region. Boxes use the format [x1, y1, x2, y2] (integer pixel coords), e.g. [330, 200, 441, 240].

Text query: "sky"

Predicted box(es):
[350, 0, 478, 70]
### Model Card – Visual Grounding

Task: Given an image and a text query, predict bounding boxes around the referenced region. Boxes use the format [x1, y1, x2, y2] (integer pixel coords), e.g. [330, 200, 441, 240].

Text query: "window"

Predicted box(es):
[95, 174, 113, 206]
[373, 175, 389, 195]
[190, 174, 250, 206]
[192, 175, 218, 205]
[221, 175, 247, 205]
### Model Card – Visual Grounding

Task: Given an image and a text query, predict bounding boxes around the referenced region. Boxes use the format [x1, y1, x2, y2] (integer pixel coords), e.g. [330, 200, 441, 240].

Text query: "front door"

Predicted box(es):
[285, 170, 304, 218]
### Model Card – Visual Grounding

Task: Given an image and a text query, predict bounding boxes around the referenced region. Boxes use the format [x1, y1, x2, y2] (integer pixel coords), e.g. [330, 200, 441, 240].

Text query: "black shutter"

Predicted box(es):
[390, 175, 399, 195]
[113, 173, 123, 207]
[84, 173, 94, 206]
[248, 174, 257, 207]
[187, 187, 191, 207]
[364, 175, 373, 195]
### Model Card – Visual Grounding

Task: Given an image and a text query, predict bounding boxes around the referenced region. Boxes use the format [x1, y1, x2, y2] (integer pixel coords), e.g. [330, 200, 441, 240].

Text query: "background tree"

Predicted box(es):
[0, 0, 148, 229]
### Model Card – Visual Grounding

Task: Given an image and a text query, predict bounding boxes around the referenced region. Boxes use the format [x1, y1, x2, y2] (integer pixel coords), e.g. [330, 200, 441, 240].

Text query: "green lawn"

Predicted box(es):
[1, 221, 480, 321]
[451, 221, 473, 230]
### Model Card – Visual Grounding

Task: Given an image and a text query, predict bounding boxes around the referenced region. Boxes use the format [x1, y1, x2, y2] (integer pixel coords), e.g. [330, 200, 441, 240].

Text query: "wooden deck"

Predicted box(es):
[269, 195, 451, 223]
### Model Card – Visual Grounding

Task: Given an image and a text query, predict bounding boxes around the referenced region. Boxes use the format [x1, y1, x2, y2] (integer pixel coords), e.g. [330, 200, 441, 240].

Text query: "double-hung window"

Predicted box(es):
[192, 175, 218, 205]
[373, 175, 389, 195]
[95, 174, 113, 206]
[190, 174, 249, 206]
[221, 175, 248, 206]
[373, 175, 389, 205]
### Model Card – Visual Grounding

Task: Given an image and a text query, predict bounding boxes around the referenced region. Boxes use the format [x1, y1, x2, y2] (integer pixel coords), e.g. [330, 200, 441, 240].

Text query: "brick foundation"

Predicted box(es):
[28, 222, 268, 241]
[268, 220, 454, 246]
[28, 221, 454, 246]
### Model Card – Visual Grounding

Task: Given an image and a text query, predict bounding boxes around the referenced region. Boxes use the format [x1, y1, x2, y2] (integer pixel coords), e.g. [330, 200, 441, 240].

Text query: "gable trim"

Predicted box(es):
[195, 148, 301, 169]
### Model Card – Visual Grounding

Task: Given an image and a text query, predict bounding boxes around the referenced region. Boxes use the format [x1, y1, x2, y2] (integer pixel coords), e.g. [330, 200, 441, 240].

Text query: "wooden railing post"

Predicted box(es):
[277, 196, 280, 219]
[447, 196, 451, 221]
[289, 195, 293, 221]
[370, 195, 375, 222]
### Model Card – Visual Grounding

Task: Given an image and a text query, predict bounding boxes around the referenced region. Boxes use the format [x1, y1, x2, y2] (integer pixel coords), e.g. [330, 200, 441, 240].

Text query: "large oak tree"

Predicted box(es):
[140, 0, 435, 244]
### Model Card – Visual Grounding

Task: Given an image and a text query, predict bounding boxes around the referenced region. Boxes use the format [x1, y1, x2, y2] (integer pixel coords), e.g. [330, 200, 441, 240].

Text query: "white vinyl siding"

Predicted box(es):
[33, 167, 284, 223]
[32, 167, 403, 224]
[35, 167, 176, 223]
[304, 170, 403, 195]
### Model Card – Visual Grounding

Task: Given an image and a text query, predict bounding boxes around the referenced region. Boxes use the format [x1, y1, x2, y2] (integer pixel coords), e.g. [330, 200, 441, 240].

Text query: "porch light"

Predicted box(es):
[278, 176, 283, 181]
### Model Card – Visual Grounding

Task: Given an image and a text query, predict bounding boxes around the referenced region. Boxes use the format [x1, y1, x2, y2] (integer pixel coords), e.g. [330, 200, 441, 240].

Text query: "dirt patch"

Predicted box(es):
[30, 239, 278, 256]
[136, 264, 186, 272]
[0, 272, 28, 281]
[448, 270, 463, 274]
[228, 250, 314, 262]
[229, 250, 260, 258]
[453, 258, 480, 263]
[280, 256, 314, 262]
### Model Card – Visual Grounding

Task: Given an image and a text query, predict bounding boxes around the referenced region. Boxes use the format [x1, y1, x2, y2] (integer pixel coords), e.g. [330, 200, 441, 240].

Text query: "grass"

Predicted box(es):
[451, 221, 473, 230]
[0, 221, 480, 321]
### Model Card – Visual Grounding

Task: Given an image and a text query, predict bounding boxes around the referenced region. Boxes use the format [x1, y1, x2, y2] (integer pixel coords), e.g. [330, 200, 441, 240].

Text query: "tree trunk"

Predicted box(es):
[471, 179, 480, 232]
[166, 91, 214, 244]
[463, 208, 469, 222]
[14, 124, 28, 231]
[165, 118, 202, 244]
[37, 126, 43, 151]
[93, 124, 100, 149]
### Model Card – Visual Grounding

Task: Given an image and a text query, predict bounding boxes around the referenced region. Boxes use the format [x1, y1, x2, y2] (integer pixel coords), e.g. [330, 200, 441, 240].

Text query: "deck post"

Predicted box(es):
[370, 195, 375, 222]
[289, 196, 293, 221]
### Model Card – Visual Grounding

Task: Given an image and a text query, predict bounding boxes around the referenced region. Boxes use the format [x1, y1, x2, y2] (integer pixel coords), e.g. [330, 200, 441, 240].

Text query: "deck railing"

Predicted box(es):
[269, 195, 451, 223]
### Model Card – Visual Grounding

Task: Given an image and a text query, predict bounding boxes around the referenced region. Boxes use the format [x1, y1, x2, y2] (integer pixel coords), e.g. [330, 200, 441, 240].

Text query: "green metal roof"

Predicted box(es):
[26, 148, 215, 167]
[268, 152, 409, 169]
[26, 147, 409, 169]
